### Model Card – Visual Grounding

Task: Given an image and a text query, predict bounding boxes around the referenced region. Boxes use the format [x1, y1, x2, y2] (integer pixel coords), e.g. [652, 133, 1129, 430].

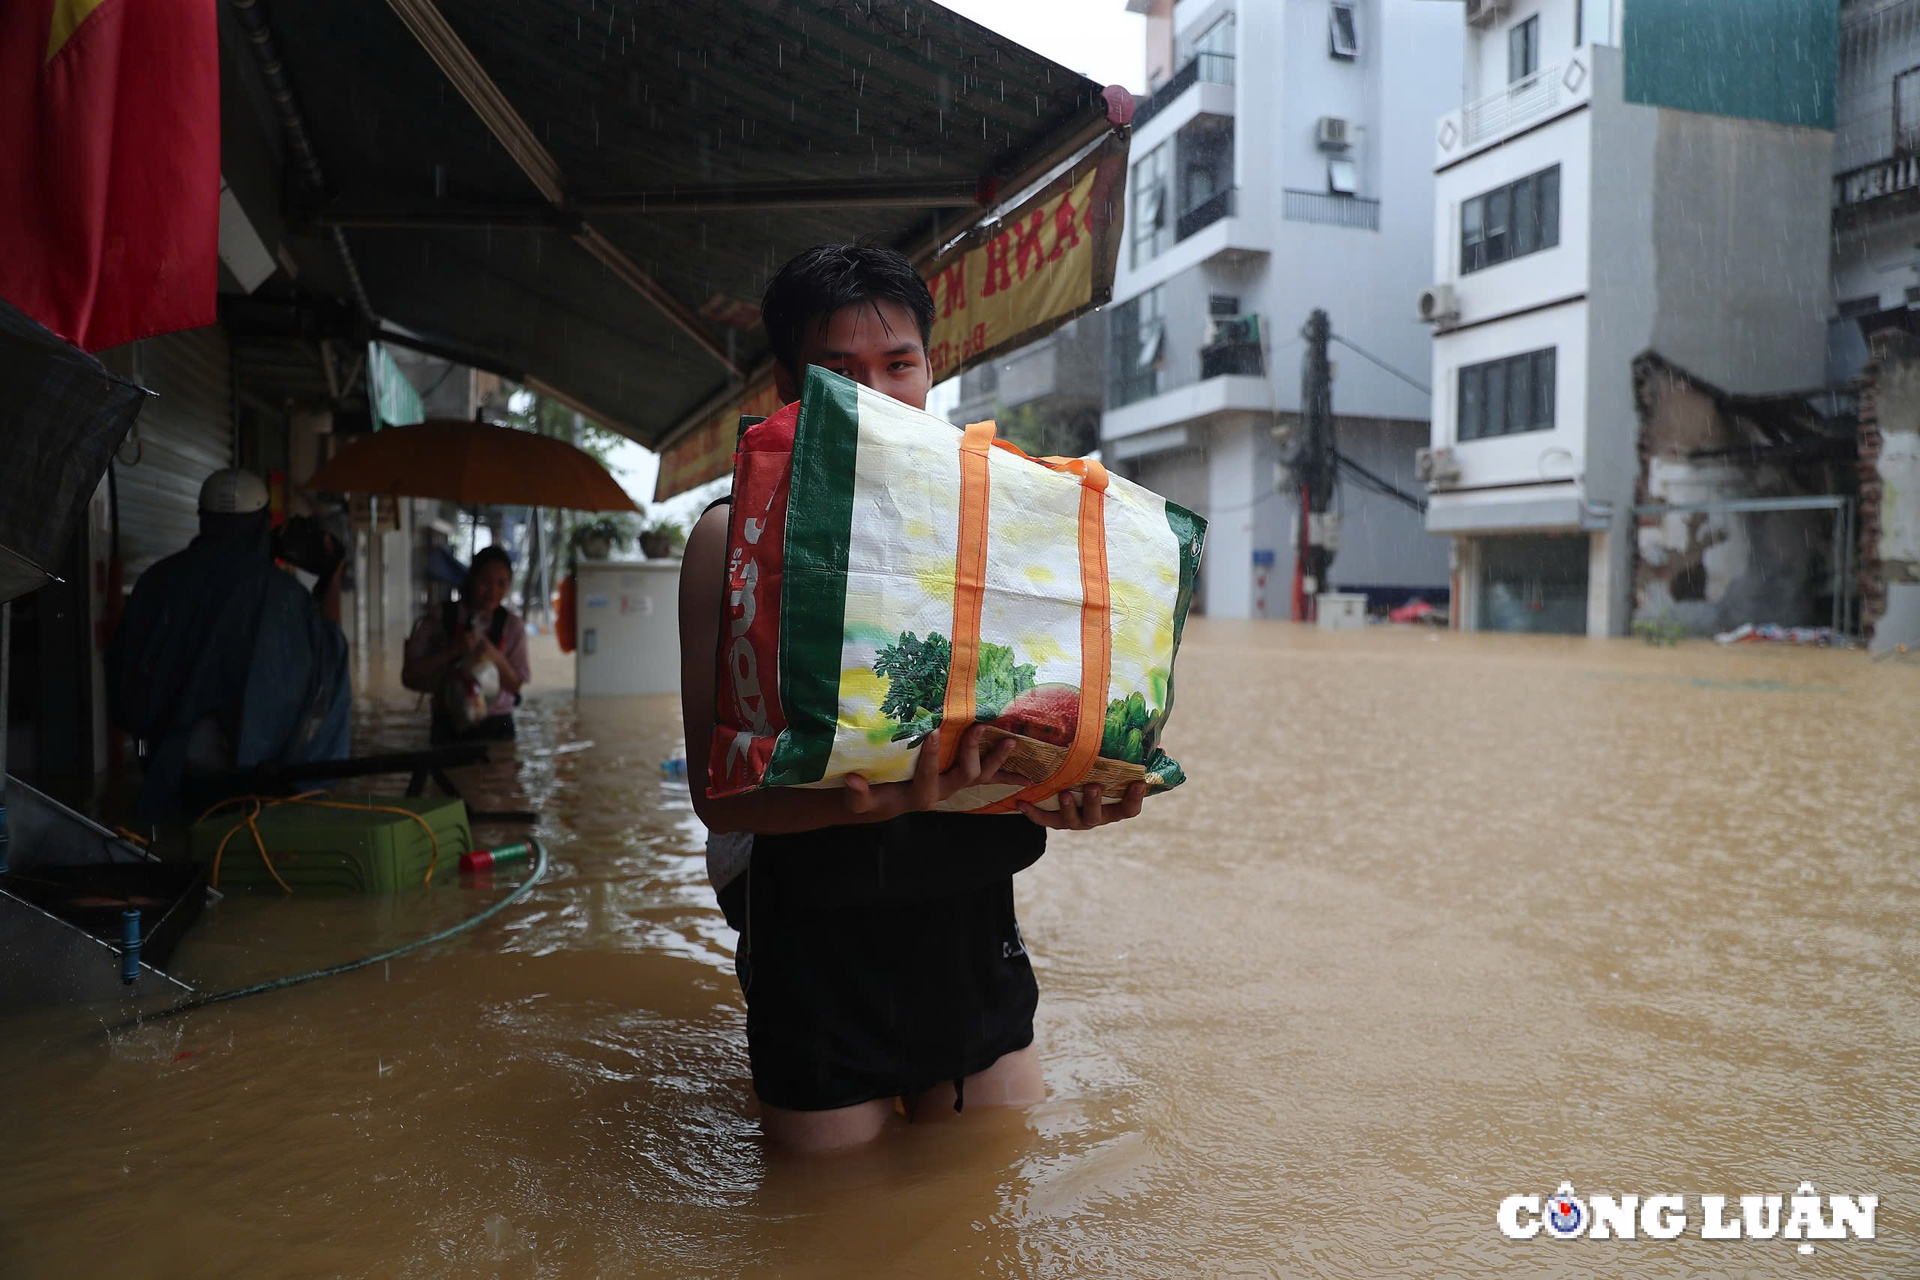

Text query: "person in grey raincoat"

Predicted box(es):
[107, 469, 351, 818]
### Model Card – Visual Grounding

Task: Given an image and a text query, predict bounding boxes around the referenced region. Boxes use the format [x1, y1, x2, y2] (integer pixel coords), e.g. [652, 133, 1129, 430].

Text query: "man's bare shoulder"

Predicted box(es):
[687, 503, 730, 556]
[681, 503, 732, 604]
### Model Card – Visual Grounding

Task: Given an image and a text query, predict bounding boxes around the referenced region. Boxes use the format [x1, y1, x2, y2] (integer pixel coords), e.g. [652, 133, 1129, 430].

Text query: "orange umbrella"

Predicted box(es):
[304, 419, 639, 512]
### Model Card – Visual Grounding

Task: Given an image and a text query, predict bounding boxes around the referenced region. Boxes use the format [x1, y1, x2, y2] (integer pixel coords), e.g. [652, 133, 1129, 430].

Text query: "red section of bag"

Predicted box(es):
[707, 404, 799, 799]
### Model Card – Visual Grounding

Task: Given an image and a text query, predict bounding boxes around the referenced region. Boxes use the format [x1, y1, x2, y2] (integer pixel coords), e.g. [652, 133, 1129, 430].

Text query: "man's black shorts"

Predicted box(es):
[718, 870, 1037, 1113]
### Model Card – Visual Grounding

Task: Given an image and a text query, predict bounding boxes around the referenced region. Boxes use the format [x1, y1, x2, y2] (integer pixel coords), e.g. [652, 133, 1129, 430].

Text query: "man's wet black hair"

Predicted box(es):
[760, 244, 935, 383]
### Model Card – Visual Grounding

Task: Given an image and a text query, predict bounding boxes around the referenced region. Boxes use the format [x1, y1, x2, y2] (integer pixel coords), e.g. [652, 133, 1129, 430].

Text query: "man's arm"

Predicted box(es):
[679, 505, 1018, 836]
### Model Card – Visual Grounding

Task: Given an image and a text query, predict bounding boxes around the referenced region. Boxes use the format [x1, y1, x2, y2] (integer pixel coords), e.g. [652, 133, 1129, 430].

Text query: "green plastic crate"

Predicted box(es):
[189, 796, 474, 892]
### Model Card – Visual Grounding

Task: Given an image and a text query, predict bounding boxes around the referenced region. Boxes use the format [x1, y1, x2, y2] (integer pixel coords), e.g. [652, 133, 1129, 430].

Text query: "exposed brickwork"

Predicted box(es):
[1855, 349, 1886, 639]
[1849, 327, 1920, 639]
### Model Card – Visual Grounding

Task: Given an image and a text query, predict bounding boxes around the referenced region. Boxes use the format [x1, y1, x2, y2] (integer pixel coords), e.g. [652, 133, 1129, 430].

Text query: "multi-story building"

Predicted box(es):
[946, 312, 1108, 460]
[1833, 0, 1920, 378]
[1832, 0, 1920, 645]
[1421, 0, 1835, 636]
[1103, 0, 1459, 619]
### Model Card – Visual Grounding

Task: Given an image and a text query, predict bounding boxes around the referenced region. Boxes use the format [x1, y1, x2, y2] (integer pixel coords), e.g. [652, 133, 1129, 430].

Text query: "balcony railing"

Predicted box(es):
[1200, 341, 1264, 379]
[1281, 189, 1380, 231]
[1176, 186, 1236, 240]
[1462, 59, 1566, 147]
[1833, 154, 1920, 229]
[1134, 52, 1234, 130]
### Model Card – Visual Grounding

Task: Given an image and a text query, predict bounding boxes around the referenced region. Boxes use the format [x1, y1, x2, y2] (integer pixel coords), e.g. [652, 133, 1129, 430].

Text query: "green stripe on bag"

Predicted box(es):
[1164, 500, 1206, 653]
[765, 368, 862, 786]
[1154, 500, 1207, 770]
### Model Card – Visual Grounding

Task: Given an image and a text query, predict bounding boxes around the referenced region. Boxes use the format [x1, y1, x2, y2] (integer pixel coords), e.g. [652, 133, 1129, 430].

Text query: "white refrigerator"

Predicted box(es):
[573, 559, 681, 696]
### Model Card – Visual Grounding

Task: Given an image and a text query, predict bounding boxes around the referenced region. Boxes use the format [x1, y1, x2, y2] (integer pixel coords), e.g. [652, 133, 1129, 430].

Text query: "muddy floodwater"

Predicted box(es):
[2, 622, 1916, 1278]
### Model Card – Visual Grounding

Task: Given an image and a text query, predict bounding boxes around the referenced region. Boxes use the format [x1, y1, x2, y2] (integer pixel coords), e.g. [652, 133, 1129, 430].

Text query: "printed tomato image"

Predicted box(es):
[990, 684, 1081, 747]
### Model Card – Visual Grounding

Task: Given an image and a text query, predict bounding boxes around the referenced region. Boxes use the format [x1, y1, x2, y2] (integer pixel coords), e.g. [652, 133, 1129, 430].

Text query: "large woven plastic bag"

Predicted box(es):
[708, 367, 1205, 813]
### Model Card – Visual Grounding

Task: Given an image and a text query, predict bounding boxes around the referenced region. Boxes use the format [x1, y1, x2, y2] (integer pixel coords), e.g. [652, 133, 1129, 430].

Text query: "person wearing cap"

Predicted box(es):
[107, 468, 352, 818]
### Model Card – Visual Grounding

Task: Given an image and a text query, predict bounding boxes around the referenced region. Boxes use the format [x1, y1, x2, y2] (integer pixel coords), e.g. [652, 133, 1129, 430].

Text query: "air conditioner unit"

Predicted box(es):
[1208, 313, 1262, 346]
[1417, 283, 1460, 328]
[1464, 0, 1510, 28]
[1416, 447, 1462, 489]
[1315, 116, 1351, 151]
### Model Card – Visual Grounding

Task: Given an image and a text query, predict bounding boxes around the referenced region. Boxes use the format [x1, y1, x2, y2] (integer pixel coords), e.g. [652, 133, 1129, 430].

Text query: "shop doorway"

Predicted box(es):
[1476, 533, 1589, 634]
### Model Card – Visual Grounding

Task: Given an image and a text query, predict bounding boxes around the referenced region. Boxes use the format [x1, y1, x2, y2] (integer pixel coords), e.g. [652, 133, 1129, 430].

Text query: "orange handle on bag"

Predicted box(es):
[937, 423, 998, 772]
[940, 421, 1113, 808]
[980, 430, 1110, 492]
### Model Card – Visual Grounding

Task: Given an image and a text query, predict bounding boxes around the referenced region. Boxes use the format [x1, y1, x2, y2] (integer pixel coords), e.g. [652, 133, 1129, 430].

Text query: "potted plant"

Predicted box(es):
[638, 516, 686, 560]
[567, 514, 638, 563]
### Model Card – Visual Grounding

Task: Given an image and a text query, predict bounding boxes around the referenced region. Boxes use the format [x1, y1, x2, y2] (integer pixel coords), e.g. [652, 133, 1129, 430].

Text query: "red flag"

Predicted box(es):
[0, 0, 220, 352]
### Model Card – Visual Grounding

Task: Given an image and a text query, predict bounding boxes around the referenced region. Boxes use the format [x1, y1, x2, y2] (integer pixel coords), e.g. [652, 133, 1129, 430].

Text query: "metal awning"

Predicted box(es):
[235, 0, 1115, 449]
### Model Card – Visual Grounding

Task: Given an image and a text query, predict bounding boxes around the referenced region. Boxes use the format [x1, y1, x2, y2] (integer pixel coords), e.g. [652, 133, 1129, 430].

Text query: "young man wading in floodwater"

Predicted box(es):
[679, 245, 1147, 1153]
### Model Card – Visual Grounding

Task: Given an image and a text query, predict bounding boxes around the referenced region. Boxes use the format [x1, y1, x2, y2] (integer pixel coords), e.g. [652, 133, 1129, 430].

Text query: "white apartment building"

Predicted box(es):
[1422, 0, 1835, 636]
[1103, 0, 1461, 619]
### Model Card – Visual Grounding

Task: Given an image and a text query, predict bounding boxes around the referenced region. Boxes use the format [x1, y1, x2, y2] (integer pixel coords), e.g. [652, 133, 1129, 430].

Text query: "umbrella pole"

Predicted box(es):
[530, 506, 545, 622]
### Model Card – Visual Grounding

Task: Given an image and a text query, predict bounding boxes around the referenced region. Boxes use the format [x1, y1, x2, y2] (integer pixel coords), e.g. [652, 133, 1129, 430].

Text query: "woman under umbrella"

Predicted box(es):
[401, 545, 530, 742]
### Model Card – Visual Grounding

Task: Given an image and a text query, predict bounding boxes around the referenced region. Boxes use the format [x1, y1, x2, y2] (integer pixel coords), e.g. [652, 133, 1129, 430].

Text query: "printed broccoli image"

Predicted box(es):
[1099, 690, 1162, 765]
[872, 631, 1036, 743]
[874, 631, 952, 733]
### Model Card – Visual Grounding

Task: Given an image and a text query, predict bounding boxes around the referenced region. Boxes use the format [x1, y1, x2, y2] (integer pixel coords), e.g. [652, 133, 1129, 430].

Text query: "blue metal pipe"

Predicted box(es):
[120, 908, 141, 985]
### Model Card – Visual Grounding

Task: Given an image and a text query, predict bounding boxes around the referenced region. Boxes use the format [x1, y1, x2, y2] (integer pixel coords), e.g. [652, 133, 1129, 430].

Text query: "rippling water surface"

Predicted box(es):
[2, 624, 1915, 1277]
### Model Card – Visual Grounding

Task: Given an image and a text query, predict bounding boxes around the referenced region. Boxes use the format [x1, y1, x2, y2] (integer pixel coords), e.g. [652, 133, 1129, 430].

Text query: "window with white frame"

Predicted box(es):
[1329, 2, 1360, 59]
[1897, 66, 1920, 155]
[1508, 14, 1539, 83]
[1460, 165, 1559, 273]
[1183, 14, 1236, 85]
[1458, 348, 1556, 441]
[1130, 143, 1172, 268]
[1110, 287, 1167, 408]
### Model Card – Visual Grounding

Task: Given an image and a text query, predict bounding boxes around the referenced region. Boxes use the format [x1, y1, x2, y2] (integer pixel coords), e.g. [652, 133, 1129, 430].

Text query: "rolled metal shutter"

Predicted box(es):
[111, 325, 233, 578]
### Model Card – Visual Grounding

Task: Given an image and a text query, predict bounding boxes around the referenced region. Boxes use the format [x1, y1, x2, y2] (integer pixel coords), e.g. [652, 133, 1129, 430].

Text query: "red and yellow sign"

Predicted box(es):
[923, 132, 1128, 382]
[653, 131, 1128, 502]
[653, 379, 788, 503]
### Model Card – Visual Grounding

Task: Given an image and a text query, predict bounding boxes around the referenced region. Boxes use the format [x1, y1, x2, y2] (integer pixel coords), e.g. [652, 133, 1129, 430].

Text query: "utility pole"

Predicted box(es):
[1292, 309, 1337, 621]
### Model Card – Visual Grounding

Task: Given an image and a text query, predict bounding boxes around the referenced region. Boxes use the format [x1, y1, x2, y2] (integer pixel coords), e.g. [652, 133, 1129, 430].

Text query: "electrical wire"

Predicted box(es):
[1335, 451, 1427, 514]
[1329, 333, 1432, 397]
[109, 836, 550, 1032]
[196, 793, 449, 891]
